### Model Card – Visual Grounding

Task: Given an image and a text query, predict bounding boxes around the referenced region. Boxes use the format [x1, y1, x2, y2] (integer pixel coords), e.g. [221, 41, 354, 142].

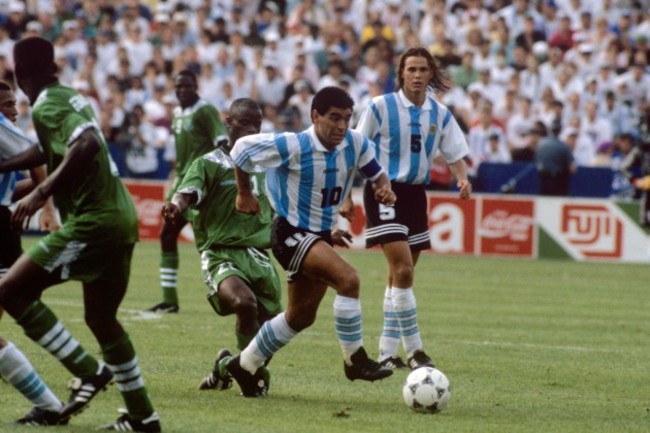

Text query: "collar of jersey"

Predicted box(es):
[397, 89, 432, 111]
[307, 126, 349, 153]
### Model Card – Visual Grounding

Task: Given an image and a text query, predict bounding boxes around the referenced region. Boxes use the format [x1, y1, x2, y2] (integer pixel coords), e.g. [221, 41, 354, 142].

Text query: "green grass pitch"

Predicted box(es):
[1, 239, 648, 432]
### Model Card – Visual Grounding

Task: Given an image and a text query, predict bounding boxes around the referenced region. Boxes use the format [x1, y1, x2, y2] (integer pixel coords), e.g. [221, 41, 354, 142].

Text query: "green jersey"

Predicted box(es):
[171, 98, 226, 190]
[177, 147, 272, 251]
[32, 83, 137, 244]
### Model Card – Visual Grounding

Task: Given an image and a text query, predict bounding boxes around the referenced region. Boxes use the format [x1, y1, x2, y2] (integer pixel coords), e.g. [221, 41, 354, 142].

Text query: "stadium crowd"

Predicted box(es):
[1, 0, 649, 191]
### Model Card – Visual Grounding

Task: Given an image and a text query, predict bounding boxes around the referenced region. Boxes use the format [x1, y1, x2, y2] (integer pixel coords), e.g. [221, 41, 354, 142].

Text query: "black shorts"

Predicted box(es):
[271, 217, 331, 281]
[0, 205, 21, 270]
[363, 181, 431, 252]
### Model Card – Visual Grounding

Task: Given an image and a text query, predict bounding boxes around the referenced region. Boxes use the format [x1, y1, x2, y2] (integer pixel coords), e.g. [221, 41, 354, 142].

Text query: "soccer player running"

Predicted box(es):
[226, 86, 395, 397]
[0, 79, 65, 425]
[149, 70, 227, 314]
[160, 99, 282, 391]
[355, 47, 472, 371]
[0, 37, 160, 432]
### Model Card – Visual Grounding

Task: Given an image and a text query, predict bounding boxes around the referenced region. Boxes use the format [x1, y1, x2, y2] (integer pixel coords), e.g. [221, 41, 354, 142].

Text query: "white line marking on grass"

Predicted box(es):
[458, 340, 610, 353]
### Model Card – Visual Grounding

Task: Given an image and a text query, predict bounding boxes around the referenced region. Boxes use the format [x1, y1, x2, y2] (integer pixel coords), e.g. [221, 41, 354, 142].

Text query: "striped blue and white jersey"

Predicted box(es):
[0, 113, 35, 206]
[232, 126, 383, 233]
[356, 89, 469, 185]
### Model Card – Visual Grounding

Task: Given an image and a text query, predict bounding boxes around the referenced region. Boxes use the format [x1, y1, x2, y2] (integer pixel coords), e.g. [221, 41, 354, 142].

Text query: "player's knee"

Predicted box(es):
[85, 315, 122, 343]
[336, 269, 360, 297]
[286, 310, 316, 332]
[391, 262, 414, 285]
[231, 293, 258, 318]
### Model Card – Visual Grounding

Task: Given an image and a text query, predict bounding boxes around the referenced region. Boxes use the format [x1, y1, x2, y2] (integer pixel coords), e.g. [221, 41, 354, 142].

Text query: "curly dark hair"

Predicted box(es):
[311, 86, 354, 115]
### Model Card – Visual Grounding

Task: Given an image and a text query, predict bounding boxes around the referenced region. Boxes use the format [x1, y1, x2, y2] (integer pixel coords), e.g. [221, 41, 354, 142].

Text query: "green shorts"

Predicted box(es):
[27, 228, 134, 284]
[202, 247, 282, 317]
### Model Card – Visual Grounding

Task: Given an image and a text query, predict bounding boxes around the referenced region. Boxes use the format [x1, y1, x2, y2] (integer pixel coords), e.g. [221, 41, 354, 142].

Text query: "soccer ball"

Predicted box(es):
[402, 367, 451, 414]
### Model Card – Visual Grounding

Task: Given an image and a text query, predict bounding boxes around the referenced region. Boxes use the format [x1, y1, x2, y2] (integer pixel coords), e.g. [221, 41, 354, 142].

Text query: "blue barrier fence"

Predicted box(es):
[476, 162, 615, 198]
[108, 143, 616, 198]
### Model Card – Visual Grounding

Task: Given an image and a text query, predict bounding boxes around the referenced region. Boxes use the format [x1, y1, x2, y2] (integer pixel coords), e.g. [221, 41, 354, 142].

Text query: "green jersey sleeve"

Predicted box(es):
[196, 104, 226, 146]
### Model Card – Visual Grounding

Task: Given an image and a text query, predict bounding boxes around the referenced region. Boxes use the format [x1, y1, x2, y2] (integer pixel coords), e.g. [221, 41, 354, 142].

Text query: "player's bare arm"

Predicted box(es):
[370, 173, 396, 205]
[0, 144, 45, 172]
[332, 228, 353, 248]
[8, 159, 59, 231]
[162, 191, 196, 224]
[449, 158, 472, 200]
[29, 165, 60, 232]
[339, 194, 355, 222]
[234, 165, 260, 214]
[11, 128, 101, 230]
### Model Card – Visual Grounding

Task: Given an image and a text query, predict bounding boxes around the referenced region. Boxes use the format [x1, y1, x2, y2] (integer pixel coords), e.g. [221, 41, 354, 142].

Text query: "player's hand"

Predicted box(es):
[10, 188, 46, 232]
[457, 179, 472, 200]
[161, 202, 182, 223]
[39, 200, 60, 232]
[374, 185, 396, 206]
[236, 192, 261, 215]
[633, 175, 650, 191]
[339, 195, 355, 222]
[332, 228, 353, 248]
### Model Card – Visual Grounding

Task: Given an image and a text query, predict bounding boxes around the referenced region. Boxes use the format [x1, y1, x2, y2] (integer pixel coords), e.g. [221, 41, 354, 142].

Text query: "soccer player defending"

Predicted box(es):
[0, 37, 160, 432]
[227, 86, 395, 397]
[355, 47, 472, 370]
[149, 70, 227, 314]
[0, 79, 66, 425]
[161, 99, 282, 391]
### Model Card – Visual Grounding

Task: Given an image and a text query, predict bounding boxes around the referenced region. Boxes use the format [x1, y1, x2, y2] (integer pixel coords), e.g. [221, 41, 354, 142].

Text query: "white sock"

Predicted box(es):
[106, 357, 145, 393]
[0, 341, 62, 412]
[379, 286, 400, 362]
[333, 295, 363, 364]
[240, 312, 297, 374]
[391, 287, 423, 356]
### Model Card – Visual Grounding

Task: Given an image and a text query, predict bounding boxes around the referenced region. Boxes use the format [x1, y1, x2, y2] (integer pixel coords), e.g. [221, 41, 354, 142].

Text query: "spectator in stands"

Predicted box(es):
[287, 79, 314, 129]
[562, 126, 595, 167]
[539, 45, 564, 89]
[619, 61, 650, 108]
[473, 37, 495, 72]
[114, 1, 149, 40]
[515, 14, 547, 53]
[228, 58, 256, 101]
[548, 13, 574, 54]
[4, 1, 31, 40]
[535, 118, 576, 196]
[581, 100, 614, 152]
[508, 95, 538, 160]
[496, 0, 544, 39]
[520, 53, 544, 102]
[123, 105, 159, 179]
[494, 88, 518, 125]
[468, 100, 510, 170]
[433, 38, 462, 70]
[451, 50, 479, 91]
[256, 59, 286, 110]
[468, 67, 504, 105]
[621, 133, 650, 226]
[600, 90, 637, 137]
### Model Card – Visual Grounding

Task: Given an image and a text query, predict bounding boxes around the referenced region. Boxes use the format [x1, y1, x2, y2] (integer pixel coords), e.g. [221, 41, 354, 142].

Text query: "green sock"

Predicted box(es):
[236, 330, 256, 351]
[17, 301, 99, 377]
[160, 251, 179, 304]
[102, 332, 154, 419]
